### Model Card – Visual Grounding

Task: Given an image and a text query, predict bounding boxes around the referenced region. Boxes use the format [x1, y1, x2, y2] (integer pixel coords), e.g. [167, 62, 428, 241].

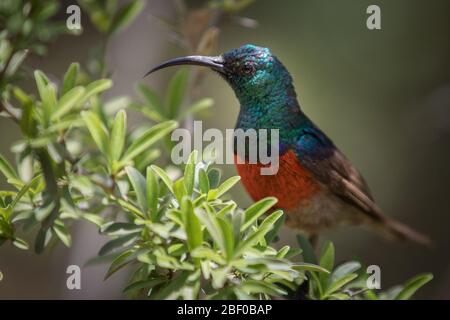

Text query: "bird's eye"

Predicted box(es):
[242, 64, 254, 75]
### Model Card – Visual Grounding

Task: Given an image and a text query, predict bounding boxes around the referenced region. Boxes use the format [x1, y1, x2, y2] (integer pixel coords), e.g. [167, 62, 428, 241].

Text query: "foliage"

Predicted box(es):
[0, 0, 432, 300]
[0, 0, 71, 93]
[297, 236, 433, 300]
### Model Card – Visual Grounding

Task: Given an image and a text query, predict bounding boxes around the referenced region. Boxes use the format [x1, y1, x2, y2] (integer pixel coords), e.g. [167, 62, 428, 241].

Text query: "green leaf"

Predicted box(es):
[122, 121, 178, 162]
[34, 70, 50, 102]
[331, 262, 361, 284]
[52, 221, 72, 247]
[198, 168, 210, 194]
[320, 241, 335, 271]
[146, 167, 159, 220]
[61, 62, 80, 95]
[0, 154, 18, 180]
[114, 198, 145, 219]
[294, 263, 330, 274]
[150, 165, 174, 194]
[152, 271, 190, 300]
[195, 208, 226, 254]
[35, 228, 52, 254]
[110, 110, 127, 163]
[211, 266, 231, 289]
[129, 103, 165, 122]
[319, 241, 335, 287]
[98, 234, 138, 256]
[136, 83, 164, 116]
[191, 247, 226, 265]
[109, 0, 145, 35]
[235, 210, 284, 257]
[126, 167, 147, 212]
[82, 213, 104, 227]
[296, 234, 317, 264]
[81, 111, 110, 156]
[207, 168, 221, 189]
[182, 198, 202, 251]
[265, 213, 285, 244]
[100, 222, 142, 236]
[184, 151, 197, 196]
[173, 178, 187, 204]
[207, 176, 240, 200]
[178, 98, 214, 120]
[241, 197, 277, 232]
[12, 86, 33, 106]
[79, 79, 112, 105]
[323, 273, 358, 298]
[104, 249, 135, 280]
[12, 238, 29, 250]
[123, 278, 166, 295]
[241, 279, 286, 296]
[34, 70, 56, 125]
[51, 86, 85, 121]
[395, 273, 433, 300]
[217, 217, 234, 260]
[11, 174, 42, 209]
[166, 68, 189, 118]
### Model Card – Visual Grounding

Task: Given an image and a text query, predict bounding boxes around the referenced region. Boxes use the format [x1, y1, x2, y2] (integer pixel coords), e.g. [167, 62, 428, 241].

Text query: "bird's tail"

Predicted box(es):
[376, 216, 431, 246]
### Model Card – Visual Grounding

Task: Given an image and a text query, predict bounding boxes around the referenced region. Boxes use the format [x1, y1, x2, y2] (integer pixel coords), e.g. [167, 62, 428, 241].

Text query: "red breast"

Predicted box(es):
[234, 150, 321, 210]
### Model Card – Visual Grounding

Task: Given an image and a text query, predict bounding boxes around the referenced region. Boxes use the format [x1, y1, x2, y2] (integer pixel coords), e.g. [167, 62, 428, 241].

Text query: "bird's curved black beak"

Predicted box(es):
[144, 55, 225, 77]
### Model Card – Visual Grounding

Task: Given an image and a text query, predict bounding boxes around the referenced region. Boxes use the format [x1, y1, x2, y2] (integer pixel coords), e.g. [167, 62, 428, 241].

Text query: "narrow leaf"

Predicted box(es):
[110, 110, 127, 162]
[52, 86, 85, 121]
[395, 273, 433, 300]
[207, 176, 240, 200]
[81, 111, 110, 156]
[146, 167, 159, 220]
[109, 0, 145, 35]
[150, 165, 174, 195]
[126, 167, 147, 212]
[182, 198, 202, 251]
[241, 197, 277, 231]
[61, 62, 80, 95]
[184, 150, 197, 196]
[0, 154, 18, 180]
[79, 79, 112, 105]
[166, 68, 189, 118]
[136, 83, 164, 115]
[122, 121, 178, 162]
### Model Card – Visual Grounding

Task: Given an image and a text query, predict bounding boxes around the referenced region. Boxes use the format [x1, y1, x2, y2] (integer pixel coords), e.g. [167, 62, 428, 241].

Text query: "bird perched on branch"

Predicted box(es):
[146, 44, 430, 245]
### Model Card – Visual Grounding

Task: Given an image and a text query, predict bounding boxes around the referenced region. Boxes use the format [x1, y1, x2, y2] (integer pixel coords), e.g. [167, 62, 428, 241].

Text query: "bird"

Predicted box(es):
[146, 44, 430, 245]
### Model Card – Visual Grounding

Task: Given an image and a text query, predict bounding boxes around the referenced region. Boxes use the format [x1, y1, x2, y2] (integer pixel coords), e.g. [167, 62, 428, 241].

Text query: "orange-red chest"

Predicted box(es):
[234, 150, 321, 210]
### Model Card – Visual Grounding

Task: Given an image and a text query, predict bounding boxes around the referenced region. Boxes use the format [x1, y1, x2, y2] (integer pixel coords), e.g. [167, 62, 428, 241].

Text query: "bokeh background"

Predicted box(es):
[1, 0, 449, 299]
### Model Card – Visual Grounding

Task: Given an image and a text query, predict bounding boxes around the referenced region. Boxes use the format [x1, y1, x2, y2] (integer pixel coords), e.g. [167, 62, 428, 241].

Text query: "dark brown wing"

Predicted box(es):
[295, 127, 430, 245]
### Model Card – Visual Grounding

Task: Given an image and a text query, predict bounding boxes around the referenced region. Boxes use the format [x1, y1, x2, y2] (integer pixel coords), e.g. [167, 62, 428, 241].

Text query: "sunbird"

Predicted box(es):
[147, 44, 429, 245]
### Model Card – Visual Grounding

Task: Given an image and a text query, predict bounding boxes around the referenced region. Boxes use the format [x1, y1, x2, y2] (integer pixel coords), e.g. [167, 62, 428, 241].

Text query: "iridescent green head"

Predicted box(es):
[220, 45, 295, 103]
[146, 44, 296, 105]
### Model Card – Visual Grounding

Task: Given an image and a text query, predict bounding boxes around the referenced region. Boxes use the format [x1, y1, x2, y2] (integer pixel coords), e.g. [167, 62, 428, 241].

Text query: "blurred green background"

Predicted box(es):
[1, 0, 449, 299]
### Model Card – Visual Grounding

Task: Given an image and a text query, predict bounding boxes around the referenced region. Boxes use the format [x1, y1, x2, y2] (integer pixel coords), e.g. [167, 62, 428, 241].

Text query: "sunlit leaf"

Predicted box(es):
[184, 150, 197, 196]
[241, 197, 277, 232]
[52, 86, 85, 121]
[207, 176, 240, 201]
[61, 62, 80, 95]
[81, 111, 110, 156]
[126, 167, 147, 212]
[146, 167, 159, 220]
[395, 273, 433, 300]
[110, 110, 127, 163]
[122, 121, 178, 162]
[0, 154, 18, 180]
